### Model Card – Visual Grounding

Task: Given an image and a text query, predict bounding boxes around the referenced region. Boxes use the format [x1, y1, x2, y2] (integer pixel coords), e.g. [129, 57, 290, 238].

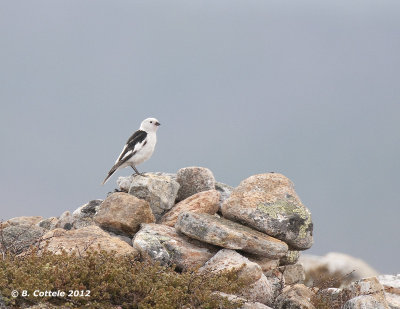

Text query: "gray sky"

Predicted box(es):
[1, 0, 399, 274]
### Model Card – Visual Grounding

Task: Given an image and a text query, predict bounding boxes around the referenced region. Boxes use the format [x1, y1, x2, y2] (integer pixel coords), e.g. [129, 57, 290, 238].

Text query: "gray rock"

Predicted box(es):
[200, 249, 263, 284]
[133, 223, 217, 271]
[274, 284, 316, 309]
[277, 264, 306, 285]
[176, 167, 216, 201]
[0, 225, 45, 255]
[215, 293, 274, 309]
[244, 253, 280, 273]
[94, 192, 155, 237]
[71, 199, 103, 229]
[37, 217, 59, 230]
[343, 277, 389, 308]
[221, 173, 313, 250]
[240, 274, 277, 306]
[241, 302, 273, 309]
[280, 250, 300, 266]
[55, 211, 73, 230]
[378, 274, 400, 309]
[176, 212, 288, 258]
[124, 173, 180, 219]
[343, 295, 389, 309]
[117, 172, 177, 192]
[215, 181, 234, 211]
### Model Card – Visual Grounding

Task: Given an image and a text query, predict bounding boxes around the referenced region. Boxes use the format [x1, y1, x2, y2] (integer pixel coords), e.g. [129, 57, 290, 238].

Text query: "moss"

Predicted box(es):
[0, 248, 244, 308]
[257, 198, 312, 241]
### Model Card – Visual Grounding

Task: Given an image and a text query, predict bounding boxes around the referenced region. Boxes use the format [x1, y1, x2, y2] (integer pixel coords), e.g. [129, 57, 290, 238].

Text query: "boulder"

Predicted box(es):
[37, 217, 59, 230]
[55, 211, 73, 230]
[132, 223, 217, 271]
[94, 192, 155, 236]
[277, 264, 306, 285]
[274, 284, 316, 309]
[215, 182, 234, 211]
[244, 253, 280, 273]
[215, 293, 273, 309]
[176, 167, 216, 201]
[200, 249, 263, 284]
[378, 274, 400, 309]
[124, 173, 180, 219]
[280, 250, 300, 266]
[240, 274, 277, 306]
[343, 295, 389, 309]
[40, 225, 139, 257]
[1, 216, 43, 228]
[221, 173, 313, 250]
[343, 277, 389, 308]
[71, 199, 103, 229]
[160, 190, 220, 227]
[176, 212, 288, 258]
[0, 225, 45, 255]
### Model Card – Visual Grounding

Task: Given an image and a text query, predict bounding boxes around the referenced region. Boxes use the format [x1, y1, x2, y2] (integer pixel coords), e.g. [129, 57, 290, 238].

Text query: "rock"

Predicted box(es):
[200, 249, 263, 284]
[240, 274, 276, 306]
[0, 225, 45, 255]
[132, 223, 217, 271]
[108, 231, 133, 246]
[300, 252, 379, 286]
[378, 274, 400, 309]
[160, 190, 220, 227]
[280, 250, 300, 266]
[37, 217, 59, 230]
[343, 277, 389, 308]
[125, 173, 180, 219]
[274, 284, 316, 309]
[241, 302, 273, 309]
[277, 264, 306, 285]
[343, 295, 389, 309]
[221, 173, 313, 250]
[40, 225, 139, 257]
[215, 293, 273, 309]
[1, 216, 43, 228]
[176, 212, 288, 258]
[176, 167, 216, 201]
[71, 199, 103, 229]
[55, 211, 73, 230]
[117, 172, 177, 192]
[244, 253, 280, 273]
[215, 182, 234, 211]
[94, 192, 155, 236]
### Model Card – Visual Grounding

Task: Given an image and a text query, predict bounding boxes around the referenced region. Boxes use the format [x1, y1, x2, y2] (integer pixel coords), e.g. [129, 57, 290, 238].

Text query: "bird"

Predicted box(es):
[102, 117, 161, 185]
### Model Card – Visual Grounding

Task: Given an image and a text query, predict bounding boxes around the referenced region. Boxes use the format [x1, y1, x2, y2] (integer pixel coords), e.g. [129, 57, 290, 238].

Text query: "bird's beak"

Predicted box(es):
[155, 122, 161, 126]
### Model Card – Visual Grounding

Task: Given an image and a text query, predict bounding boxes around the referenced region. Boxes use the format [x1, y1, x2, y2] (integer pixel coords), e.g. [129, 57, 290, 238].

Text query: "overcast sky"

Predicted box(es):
[1, 0, 399, 274]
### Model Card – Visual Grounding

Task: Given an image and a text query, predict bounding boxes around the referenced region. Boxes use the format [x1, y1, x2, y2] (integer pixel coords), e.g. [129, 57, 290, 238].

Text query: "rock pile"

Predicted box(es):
[1, 166, 396, 309]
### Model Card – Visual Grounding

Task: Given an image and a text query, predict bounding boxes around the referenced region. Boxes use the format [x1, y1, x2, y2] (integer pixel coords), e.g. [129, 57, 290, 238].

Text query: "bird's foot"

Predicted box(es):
[132, 172, 147, 177]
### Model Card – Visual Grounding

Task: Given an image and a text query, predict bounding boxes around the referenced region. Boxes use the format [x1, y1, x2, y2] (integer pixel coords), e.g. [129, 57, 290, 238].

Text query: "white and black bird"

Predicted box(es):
[102, 117, 161, 185]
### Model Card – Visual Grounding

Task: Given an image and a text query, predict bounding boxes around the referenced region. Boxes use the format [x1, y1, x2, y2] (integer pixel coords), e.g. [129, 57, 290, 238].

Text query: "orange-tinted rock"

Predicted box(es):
[160, 190, 220, 227]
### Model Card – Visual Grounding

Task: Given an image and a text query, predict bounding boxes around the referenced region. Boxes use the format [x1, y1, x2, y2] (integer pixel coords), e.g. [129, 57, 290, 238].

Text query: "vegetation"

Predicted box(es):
[305, 265, 353, 309]
[0, 248, 244, 309]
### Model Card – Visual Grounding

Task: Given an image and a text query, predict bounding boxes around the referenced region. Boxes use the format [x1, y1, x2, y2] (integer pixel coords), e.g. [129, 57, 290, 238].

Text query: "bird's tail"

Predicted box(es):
[101, 165, 118, 185]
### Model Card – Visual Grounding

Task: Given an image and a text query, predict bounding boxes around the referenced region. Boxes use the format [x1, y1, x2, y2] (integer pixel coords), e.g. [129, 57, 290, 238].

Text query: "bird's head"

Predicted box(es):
[140, 117, 161, 132]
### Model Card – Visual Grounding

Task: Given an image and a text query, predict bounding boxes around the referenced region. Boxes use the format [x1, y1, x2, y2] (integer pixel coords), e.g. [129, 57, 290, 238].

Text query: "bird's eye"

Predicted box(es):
[150, 121, 153, 123]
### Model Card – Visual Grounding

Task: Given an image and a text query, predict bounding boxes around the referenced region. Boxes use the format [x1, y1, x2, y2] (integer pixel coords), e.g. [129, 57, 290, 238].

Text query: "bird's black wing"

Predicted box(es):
[115, 130, 147, 164]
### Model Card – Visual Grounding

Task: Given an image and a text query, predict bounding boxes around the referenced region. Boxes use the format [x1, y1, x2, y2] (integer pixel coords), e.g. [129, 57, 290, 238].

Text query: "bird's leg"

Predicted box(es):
[131, 166, 146, 176]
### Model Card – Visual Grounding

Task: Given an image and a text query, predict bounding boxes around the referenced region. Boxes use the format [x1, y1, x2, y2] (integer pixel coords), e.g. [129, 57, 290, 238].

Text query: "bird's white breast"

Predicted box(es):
[127, 132, 157, 166]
